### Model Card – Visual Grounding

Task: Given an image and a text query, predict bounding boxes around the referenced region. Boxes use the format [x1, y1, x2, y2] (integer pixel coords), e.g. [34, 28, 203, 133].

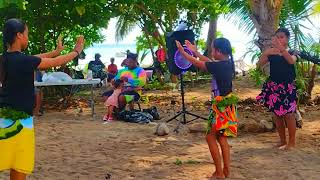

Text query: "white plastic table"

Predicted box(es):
[34, 79, 101, 117]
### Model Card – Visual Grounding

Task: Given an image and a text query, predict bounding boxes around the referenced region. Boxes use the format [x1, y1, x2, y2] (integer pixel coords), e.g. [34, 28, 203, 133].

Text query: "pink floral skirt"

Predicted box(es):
[256, 80, 297, 116]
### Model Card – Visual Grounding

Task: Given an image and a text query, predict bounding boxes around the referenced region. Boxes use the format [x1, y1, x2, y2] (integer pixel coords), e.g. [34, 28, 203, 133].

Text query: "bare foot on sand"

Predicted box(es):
[208, 171, 225, 179]
[279, 144, 295, 150]
[273, 142, 287, 148]
[223, 167, 230, 178]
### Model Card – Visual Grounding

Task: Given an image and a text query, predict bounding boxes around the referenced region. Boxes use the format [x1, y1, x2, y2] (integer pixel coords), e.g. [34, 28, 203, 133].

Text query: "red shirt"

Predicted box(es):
[107, 64, 118, 74]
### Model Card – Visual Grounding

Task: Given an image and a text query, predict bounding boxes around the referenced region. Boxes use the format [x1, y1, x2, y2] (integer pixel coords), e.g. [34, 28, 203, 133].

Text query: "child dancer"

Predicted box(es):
[257, 28, 297, 150]
[103, 79, 124, 123]
[176, 38, 238, 179]
[0, 18, 84, 180]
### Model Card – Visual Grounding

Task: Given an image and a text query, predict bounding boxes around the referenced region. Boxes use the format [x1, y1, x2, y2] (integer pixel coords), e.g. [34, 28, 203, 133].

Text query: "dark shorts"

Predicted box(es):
[102, 90, 140, 102]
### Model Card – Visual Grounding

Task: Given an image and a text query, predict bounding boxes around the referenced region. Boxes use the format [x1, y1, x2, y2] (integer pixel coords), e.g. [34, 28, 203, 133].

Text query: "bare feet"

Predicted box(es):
[273, 142, 287, 148]
[223, 167, 230, 178]
[208, 171, 225, 179]
[279, 144, 295, 150]
[34, 111, 43, 116]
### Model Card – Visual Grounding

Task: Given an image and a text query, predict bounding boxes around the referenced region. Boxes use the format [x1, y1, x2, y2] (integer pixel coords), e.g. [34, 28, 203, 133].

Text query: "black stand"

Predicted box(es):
[166, 73, 207, 124]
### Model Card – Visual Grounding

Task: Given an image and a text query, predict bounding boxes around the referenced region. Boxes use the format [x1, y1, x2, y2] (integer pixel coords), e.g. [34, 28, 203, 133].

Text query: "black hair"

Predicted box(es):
[95, 53, 101, 60]
[276, 28, 290, 39]
[126, 52, 138, 61]
[113, 79, 123, 89]
[0, 18, 26, 84]
[212, 38, 235, 78]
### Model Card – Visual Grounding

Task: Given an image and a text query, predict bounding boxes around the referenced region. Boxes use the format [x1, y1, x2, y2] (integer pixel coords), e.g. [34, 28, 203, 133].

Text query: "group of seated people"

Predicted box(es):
[33, 52, 147, 120]
[87, 53, 118, 83]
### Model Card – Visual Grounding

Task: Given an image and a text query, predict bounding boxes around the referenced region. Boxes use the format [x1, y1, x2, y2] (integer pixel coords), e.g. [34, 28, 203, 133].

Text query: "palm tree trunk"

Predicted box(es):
[306, 64, 318, 101]
[206, 18, 218, 59]
[249, 0, 284, 51]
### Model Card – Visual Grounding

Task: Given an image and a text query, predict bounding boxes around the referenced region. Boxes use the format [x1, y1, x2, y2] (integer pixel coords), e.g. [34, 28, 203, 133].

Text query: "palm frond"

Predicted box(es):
[224, 0, 255, 35]
[115, 14, 138, 42]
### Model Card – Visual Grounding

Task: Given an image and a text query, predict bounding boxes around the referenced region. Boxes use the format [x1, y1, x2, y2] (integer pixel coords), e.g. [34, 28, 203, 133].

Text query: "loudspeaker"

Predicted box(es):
[166, 30, 197, 75]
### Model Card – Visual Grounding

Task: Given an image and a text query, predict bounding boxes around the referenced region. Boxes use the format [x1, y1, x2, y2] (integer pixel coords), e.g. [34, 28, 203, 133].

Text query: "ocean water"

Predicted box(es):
[78, 43, 254, 72]
[78, 43, 153, 70]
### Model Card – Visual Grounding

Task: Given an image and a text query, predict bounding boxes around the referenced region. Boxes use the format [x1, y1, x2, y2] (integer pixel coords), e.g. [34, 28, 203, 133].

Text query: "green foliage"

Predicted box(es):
[0, 1, 112, 55]
[212, 94, 239, 111]
[110, 0, 230, 50]
[136, 34, 162, 52]
[196, 38, 206, 52]
[0, 107, 30, 120]
[175, 159, 182, 165]
[144, 79, 170, 90]
[135, 34, 159, 63]
[174, 159, 200, 165]
[248, 67, 267, 86]
[0, 0, 26, 9]
[295, 63, 308, 102]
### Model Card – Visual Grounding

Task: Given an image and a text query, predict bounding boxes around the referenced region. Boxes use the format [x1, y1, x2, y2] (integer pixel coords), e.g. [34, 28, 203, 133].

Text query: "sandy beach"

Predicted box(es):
[1, 77, 320, 180]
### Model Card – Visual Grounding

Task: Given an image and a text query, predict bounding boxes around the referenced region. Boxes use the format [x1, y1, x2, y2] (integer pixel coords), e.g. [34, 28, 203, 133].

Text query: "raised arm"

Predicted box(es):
[185, 40, 210, 62]
[175, 40, 207, 71]
[257, 50, 270, 68]
[35, 36, 65, 58]
[257, 47, 282, 68]
[38, 36, 84, 69]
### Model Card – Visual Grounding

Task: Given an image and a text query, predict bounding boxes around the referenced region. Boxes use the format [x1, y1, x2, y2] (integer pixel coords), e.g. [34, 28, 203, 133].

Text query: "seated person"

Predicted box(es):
[88, 53, 107, 80]
[103, 53, 146, 110]
[107, 57, 118, 82]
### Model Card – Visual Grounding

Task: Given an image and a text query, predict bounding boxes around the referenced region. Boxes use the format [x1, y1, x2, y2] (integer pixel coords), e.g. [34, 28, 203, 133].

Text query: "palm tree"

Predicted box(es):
[227, 0, 315, 51]
[205, 18, 218, 58]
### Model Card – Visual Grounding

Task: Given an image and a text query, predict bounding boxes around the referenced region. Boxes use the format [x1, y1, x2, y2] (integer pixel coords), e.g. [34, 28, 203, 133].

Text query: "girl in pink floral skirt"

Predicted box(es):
[257, 28, 298, 150]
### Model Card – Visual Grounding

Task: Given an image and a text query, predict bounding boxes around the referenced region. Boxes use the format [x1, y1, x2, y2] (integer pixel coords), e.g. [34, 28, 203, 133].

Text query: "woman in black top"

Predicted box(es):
[257, 28, 297, 150]
[0, 18, 84, 180]
[176, 38, 237, 179]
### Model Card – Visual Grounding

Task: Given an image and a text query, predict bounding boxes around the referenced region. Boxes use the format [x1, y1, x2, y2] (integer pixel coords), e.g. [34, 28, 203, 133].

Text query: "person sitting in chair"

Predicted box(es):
[88, 53, 107, 80]
[103, 53, 146, 110]
[107, 57, 118, 82]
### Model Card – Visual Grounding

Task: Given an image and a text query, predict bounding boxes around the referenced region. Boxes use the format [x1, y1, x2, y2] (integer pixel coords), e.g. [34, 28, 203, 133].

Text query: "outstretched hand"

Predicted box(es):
[175, 40, 184, 52]
[73, 35, 85, 54]
[184, 40, 197, 52]
[56, 35, 65, 52]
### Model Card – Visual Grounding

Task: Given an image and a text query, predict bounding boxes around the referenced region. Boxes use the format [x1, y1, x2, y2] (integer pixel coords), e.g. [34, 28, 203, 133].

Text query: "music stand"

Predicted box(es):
[166, 47, 207, 124]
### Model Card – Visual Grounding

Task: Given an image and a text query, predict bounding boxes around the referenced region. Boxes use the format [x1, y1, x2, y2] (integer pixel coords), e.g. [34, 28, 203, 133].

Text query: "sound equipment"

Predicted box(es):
[166, 30, 197, 75]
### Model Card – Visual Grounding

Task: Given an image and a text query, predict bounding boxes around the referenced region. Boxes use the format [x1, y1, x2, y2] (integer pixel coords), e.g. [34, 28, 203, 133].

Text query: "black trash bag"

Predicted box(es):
[116, 110, 153, 124]
[142, 106, 160, 120]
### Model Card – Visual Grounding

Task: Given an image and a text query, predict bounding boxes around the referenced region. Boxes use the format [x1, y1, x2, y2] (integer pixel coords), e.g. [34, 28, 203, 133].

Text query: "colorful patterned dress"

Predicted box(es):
[205, 61, 239, 137]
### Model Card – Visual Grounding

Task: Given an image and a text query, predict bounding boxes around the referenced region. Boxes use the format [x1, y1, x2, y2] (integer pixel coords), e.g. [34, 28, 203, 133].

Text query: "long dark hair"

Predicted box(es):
[212, 38, 235, 78]
[0, 18, 26, 84]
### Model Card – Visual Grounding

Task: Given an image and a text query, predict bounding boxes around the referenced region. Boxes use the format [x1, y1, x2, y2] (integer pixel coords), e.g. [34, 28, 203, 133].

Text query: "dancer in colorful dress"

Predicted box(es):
[176, 38, 238, 179]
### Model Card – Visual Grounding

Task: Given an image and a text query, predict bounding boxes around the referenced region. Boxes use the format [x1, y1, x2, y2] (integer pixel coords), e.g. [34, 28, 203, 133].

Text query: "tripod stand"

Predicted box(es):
[166, 73, 207, 124]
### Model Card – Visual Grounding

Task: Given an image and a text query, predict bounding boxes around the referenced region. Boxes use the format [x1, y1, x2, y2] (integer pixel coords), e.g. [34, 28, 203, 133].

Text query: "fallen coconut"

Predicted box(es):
[155, 123, 169, 136]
